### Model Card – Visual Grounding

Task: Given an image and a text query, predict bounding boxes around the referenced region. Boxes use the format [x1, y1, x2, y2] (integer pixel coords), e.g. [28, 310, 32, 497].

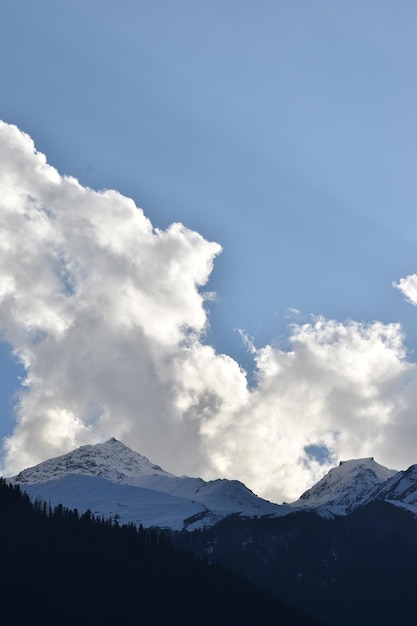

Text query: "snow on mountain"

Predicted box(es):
[369, 463, 417, 516]
[13, 437, 173, 485]
[10, 440, 416, 528]
[22, 474, 208, 531]
[289, 458, 397, 517]
[129, 473, 282, 516]
[10, 438, 283, 530]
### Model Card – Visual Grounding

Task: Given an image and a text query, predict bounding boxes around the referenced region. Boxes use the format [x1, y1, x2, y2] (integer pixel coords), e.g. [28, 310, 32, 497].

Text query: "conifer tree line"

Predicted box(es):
[0, 479, 321, 626]
[173, 503, 417, 625]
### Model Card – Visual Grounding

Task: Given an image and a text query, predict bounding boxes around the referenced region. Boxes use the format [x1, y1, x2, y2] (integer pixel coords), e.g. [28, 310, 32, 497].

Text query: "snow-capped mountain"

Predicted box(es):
[369, 463, 417, 514]
[13, 437, 173, 484]
[289, 457, 398, 517]
[11, 438, 283, 530]
[10, 439, 417, 528]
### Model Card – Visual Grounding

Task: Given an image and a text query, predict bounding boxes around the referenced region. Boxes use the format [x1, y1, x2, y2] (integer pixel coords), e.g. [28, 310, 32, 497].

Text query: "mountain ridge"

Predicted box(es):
[9, 438, 417, 528]
[289, 457, 398, 517]
[10, 438, 284, 530]
[8, 438, 416, 626]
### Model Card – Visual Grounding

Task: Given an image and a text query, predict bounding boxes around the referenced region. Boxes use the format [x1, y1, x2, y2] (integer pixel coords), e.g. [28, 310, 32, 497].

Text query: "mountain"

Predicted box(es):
[0, 478, 321, 626]
[171, 457, 416, 624]
[10, 440, 417, 526]
[8, 439, 417, 625]
[12, 436, 172, 484]
[10, 439, 417, 527]
[289, 457, 398, 517]
[176, 500, 417, 626]
[11, 438, 284, 530]
[370, 462, 417, 513]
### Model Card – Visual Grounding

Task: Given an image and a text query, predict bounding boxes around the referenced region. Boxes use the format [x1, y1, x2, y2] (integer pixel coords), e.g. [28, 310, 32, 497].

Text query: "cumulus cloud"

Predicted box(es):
[202, 318, 416, 500]
[0, 121, 416, 502]
[0, 121, 223, 474]
[393, 274, 417, 306]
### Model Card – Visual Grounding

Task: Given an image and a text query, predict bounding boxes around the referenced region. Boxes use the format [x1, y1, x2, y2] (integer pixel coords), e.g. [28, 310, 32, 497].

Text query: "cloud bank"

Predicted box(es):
[394, 274, 417, 306]
[0, 121, 416, 502]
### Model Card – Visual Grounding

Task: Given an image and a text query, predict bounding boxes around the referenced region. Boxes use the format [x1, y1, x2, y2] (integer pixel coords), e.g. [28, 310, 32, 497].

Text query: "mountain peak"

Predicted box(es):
[293, 457, 397, 515]
[339, 457, 374, 466]
[9, 442, 416, 530]
[12, 438, 172, 485]
[11, 438, 282, 530]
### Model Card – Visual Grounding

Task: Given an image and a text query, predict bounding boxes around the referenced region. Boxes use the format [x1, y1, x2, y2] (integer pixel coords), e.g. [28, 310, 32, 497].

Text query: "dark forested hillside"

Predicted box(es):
[0, 479, 321, 626]
[174, 503, 417, 626]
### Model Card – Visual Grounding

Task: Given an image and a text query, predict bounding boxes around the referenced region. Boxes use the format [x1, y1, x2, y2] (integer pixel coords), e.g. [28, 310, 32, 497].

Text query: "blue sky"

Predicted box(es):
[0, 1, 415, 499]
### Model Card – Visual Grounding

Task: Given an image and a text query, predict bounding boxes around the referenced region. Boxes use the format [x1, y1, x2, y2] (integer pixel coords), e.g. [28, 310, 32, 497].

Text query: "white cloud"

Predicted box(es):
[0, 121, 222, 475]
[202, 318, 416, 500]
[393, 274, 417, 306]
[0, 121, 416, 503]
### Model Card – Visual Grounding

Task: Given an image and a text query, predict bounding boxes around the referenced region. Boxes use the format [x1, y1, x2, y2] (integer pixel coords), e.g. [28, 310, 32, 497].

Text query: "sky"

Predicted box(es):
[0, 0, 415, 503]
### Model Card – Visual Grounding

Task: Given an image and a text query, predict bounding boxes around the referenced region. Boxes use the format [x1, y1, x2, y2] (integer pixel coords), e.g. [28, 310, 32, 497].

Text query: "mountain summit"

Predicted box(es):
[11, 438, 282, 530]
[290, 457, 397, 516]
[10, 439, 417, 528]
[13, 437, 172, 485]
